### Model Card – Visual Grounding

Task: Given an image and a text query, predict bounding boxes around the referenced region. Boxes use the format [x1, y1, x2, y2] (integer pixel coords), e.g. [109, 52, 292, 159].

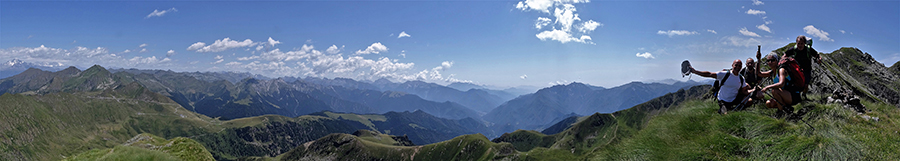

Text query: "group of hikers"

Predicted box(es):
[689, 35, 822, 115]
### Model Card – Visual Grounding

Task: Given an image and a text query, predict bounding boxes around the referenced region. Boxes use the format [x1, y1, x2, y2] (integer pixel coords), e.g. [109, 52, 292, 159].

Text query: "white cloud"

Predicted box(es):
[0, 45, 174, 68]
[139, 43, 148, 48]
[706, 29, 718, 34]
[129, 56, 171, 65]
[187, 38, 256, 52]
[146, 8, 178, 19]
[657, 30, 699, 37]
[212, 59, 224, 64]
[256, 45, 264, 51]
[839, 30, 846, 34]
[123, 49, 131, 53]
[237, 55, 259, 61]
[746, 9, 766, 15]
[326, 45, 342, 54]
[536, 29, 592, 44]
[225, 62, 242, 66]
[756, 24, 771, 33]
[398, 31, 411, 38]
[214, 55, 223, 60]
[186, 42, 205, 51]
[636, 52, 655, 59]
[517, 0, 597, 44]
[355, 42, 388, 55]
[723, 36, 762, 47]
[166, 50, 176, 57]
[535, 17, 552, 29]
[140, 48, 148, 53]
[520, 74, 528, 80]
[804, 25, 833, 42]
[267, 37, 281, 46]
[752, 0, 764, 5]
[739, 27, 761, 37]
[577, 20, 602, 33]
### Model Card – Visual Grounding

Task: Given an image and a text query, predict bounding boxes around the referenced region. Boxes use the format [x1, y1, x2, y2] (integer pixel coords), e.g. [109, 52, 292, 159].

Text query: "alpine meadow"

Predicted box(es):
[1, 0, 899, 160]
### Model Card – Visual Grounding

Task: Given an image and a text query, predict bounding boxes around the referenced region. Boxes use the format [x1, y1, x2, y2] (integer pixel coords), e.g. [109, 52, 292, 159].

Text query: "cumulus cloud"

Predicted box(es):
[516, 0, 598, 44]
[657, 30, 699, 37]
[756, 24, 771, 33]
[636, 52, 655, 59]
[536, 29, 592, 44]
[140, 48, 148, 53]
[139, 43, 149, 48]
[803, 25, 833, 42]
[123, 49, 132, 53]
[839, 30, 846, 34]
[129, 56, 171, 64]
[187, 38, 256, 52]
[723, 36, 762, 47]
[535, 17, 552, 29]
[326, 45, 342, 54]
[398, 31, 411, 38]
[166, 50, 176, 57]
[577, 20, 602, 33]
[225, 62, 242, 66]
[212, 55, 224, 64]
[746, 9, 765, 15]
[355, 42, 388, 55]
[520, 74, 528, 80]
[224, 44, 469, 83]
[706, 29, 718, 34]
[146, 8, 178, 19]
[739, 27, 761, 37]
[267, 37, 281, 46]
[752, 0, 764, 5]
[0, 45, 174, 68]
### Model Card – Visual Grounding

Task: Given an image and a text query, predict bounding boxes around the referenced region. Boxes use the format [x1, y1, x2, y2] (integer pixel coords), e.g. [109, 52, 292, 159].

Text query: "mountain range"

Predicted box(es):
[484, 81, 703, 132]
[0, 59, 66, 79]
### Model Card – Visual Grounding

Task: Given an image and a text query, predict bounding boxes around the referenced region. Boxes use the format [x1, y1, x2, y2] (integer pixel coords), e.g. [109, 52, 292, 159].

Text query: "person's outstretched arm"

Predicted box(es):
[689, 66, 717, 78]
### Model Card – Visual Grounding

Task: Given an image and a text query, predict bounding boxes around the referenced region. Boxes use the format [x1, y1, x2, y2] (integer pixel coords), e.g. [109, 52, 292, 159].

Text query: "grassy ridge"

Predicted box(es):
[280, 132, 518, 161]
[0, 86, 218, 161]
[587, 97, 899, 160]
[63, 133, 214, 161]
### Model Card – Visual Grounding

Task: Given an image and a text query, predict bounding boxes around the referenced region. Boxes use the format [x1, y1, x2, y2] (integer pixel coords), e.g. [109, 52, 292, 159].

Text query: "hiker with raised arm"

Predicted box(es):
[757, 53, 802, 115]
[688, 59, 752, 114]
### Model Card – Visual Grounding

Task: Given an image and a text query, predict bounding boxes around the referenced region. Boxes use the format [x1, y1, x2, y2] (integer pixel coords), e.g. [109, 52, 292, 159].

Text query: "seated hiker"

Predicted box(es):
[758, 53, 801, 114]
[689, 59, 753, 114]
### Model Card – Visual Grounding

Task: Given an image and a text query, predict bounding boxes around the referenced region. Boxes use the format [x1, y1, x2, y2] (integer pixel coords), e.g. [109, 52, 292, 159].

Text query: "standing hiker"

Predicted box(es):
[689, 59, 753, 114]
[784, 35, 822, 91]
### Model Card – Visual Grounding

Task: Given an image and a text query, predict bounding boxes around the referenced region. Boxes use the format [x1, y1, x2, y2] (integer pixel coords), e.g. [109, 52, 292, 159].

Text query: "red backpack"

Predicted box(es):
[778, 57, 807, 91]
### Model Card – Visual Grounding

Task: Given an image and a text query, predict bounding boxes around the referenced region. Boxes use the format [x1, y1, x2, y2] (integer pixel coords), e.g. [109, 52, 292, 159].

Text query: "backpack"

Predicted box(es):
[712, 71, 743, 98]
[778, 57, 807, 91]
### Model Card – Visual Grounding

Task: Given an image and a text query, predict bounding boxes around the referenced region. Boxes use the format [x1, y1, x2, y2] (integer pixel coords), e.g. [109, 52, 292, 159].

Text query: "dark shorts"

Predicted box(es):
[719, 91, 748, 110]
[789, 91, 801, 105]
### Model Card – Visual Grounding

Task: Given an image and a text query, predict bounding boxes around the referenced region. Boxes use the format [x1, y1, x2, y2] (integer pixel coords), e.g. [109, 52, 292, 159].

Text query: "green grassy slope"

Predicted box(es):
[0, 84, 218, 161]
[63, 133, 214, 161]
[279, 132, 518, 161]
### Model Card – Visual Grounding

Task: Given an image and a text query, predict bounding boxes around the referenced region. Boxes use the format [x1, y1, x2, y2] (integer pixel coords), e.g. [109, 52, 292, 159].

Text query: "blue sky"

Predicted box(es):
[2, 0, 898, 88]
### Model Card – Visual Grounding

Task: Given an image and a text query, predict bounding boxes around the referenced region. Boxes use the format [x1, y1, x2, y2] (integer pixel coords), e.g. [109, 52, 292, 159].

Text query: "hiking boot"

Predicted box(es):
[783, 105, 794, 114]
[718, 106, 728, 115]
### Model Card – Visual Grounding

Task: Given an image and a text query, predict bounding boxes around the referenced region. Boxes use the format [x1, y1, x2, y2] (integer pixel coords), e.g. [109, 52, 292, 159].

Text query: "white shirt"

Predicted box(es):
[716, 71, 746, 102]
